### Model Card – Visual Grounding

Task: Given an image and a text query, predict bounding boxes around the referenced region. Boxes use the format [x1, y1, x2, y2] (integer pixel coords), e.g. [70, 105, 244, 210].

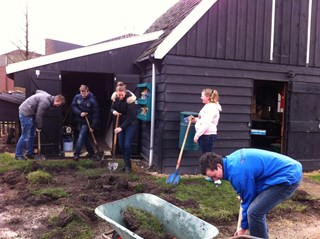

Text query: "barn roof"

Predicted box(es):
[137, 0, 217, 62]
[0, 92, 25, 105]
[6, 31, 163, 75]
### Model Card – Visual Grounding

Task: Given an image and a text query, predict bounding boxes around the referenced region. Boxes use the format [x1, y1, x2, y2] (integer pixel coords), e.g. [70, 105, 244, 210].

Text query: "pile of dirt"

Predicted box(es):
[122, 207, 174, 239]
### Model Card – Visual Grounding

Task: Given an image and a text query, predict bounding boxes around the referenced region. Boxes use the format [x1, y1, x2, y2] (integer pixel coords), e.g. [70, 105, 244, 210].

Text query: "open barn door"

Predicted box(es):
[29, 70, 62, 156]
[251, 81, 285, 154]
[286, 80, 320, 170]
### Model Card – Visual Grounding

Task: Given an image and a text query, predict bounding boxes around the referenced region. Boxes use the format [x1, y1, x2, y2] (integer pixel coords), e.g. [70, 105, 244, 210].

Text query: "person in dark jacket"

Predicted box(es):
[15, 90, 65, 160]
[199, 148, 302, 238]
[111, 82, 137, 173]
[72, 85, 99, 161]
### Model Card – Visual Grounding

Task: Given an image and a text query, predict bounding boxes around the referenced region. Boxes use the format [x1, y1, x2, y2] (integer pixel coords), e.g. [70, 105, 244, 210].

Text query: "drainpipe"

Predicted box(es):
[149, 63, 156, 167]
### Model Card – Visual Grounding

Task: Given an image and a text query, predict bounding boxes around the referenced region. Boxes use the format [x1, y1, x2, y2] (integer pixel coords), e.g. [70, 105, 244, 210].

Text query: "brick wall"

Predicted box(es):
[0, 66, 14, 92]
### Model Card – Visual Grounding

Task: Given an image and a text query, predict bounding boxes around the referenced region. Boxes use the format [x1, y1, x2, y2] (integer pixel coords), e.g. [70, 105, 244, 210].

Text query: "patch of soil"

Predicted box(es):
[1, 140, 320, 239]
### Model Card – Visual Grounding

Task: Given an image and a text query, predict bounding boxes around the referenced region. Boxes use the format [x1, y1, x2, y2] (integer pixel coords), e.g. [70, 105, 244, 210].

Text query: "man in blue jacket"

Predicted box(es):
[72, 85, 99, 161]
[199, 148, 302, 238]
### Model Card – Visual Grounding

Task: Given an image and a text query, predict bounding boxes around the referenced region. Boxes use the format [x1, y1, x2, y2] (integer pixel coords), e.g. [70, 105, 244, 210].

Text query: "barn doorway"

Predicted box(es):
[60, 71, 115, 153]
[251, 81, 286, 153]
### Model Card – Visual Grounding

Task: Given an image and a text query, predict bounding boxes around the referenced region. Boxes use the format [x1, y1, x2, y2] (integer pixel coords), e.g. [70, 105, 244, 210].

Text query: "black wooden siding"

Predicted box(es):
[170, 0, 320, 67]
[310, 0, 320, 66]
[0, 100, 20, 122]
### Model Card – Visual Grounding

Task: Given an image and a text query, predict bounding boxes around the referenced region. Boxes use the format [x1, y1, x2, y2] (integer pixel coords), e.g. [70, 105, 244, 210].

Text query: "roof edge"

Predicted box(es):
[154, 0, 217, 59]
[6, 30, 163, 74]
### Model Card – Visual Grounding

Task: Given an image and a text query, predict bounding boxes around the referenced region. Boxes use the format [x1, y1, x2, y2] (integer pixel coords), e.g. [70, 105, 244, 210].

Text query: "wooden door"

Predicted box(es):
[286, 80, 320, 170]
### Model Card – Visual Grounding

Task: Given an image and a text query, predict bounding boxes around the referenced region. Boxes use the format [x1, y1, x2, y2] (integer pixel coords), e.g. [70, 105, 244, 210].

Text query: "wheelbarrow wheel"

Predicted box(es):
[111, 231, 122, 239]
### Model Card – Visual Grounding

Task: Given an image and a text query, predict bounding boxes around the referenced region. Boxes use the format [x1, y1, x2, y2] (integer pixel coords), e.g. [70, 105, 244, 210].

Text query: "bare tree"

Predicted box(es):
[6, 3, 39, 64]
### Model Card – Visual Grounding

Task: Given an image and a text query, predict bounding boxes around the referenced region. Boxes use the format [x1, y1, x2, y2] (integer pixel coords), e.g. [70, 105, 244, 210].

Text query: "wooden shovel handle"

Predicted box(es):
[237, 201, 243, 230]
[37, 130, 41, 153]
[112, 114, 119, 156]
[84, 115, 98, 145]
[176, 118, 192, 170]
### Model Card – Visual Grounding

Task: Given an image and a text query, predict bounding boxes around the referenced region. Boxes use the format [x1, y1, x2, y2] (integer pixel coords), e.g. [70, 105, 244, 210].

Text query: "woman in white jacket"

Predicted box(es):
[193, 88, 222, 183]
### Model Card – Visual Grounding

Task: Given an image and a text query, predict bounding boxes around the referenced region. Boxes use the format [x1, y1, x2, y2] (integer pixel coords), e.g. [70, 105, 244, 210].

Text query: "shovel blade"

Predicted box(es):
[35, 154, 46, 160]
[108, 162, 119, 172]
[166, 171, 180, 185]
[94, 151, 105, 161]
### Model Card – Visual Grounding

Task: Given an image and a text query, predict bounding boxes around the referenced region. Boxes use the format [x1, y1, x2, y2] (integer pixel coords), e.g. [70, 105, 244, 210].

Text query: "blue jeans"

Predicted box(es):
[247, 182, 300, 238]
[198, 134, 217, 153]
[118, 123, 137, 168]
[74, 124, 94, 157]
[15, 114, 36, 157]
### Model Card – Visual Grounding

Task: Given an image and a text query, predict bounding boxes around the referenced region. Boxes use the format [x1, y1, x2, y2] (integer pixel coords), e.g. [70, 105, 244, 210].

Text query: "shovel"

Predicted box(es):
[35, 130, 46, 160]
[166, 117, 192, 185]
[107, 115, 119, 172]
[237, 199, 243, 231]
[84, 116, 105, 161]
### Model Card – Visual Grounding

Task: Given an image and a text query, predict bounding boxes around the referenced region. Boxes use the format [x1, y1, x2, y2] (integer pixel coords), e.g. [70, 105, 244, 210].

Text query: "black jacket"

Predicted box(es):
[111, 91, 137, 130]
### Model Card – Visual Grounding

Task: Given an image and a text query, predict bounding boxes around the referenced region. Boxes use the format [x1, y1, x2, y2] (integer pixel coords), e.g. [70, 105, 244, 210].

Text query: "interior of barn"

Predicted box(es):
[251, 80, 285, 153]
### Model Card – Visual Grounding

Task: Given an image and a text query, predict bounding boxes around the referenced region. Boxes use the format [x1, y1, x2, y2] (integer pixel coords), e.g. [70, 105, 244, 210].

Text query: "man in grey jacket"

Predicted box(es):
[15, 90, 65, 160]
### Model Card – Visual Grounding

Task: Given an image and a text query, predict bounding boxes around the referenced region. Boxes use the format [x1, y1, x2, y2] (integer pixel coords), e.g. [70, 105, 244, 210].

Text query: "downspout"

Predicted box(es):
[269, 0, 275, 62]
[306, 0, 312, 65]
[149, 63, 156, 167]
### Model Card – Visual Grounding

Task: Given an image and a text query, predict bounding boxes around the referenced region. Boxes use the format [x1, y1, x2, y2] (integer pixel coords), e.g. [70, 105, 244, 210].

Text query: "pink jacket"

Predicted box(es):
[195, 102, 222, 138]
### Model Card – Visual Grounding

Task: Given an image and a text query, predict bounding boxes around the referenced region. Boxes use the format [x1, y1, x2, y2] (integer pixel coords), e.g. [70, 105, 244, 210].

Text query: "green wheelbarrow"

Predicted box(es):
[95, 193, 219, 239]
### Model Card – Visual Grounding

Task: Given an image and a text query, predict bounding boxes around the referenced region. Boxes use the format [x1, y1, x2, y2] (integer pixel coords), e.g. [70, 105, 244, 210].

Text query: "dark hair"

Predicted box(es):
[199, 152, 223, 175]
[79, 85, 89, 91]
[116, 81, 126, 92]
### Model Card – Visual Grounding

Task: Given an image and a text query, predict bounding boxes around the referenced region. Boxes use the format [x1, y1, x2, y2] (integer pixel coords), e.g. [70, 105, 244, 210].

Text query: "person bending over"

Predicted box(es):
[199, 148, 302, 238]
[15, 90, 65, 160]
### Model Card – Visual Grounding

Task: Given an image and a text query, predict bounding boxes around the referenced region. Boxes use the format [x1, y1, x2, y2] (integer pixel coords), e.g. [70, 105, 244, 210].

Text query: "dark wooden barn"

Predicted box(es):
[6, 0, 320, 172]
[6, 33, 162, 156]
[0, 92, 25, 143]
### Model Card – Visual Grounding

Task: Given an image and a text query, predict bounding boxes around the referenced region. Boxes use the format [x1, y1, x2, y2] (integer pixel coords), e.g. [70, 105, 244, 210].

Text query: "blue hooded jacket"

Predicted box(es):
[222, 148, 302, 230]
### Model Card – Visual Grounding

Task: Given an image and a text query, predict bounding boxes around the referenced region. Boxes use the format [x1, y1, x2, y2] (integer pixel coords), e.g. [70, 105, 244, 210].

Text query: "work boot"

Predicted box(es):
[73, 155, 79, 161]
[124, 160, 132, 174]
[125, 166, 132, 174]
[26, 154, 35, 160]
[15, 156, 27, 160]
[85, 152, 95, 159]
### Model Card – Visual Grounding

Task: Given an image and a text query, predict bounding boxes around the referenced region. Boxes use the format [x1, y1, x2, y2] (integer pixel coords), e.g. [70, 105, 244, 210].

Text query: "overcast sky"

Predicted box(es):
[0, 0, 178, 55]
